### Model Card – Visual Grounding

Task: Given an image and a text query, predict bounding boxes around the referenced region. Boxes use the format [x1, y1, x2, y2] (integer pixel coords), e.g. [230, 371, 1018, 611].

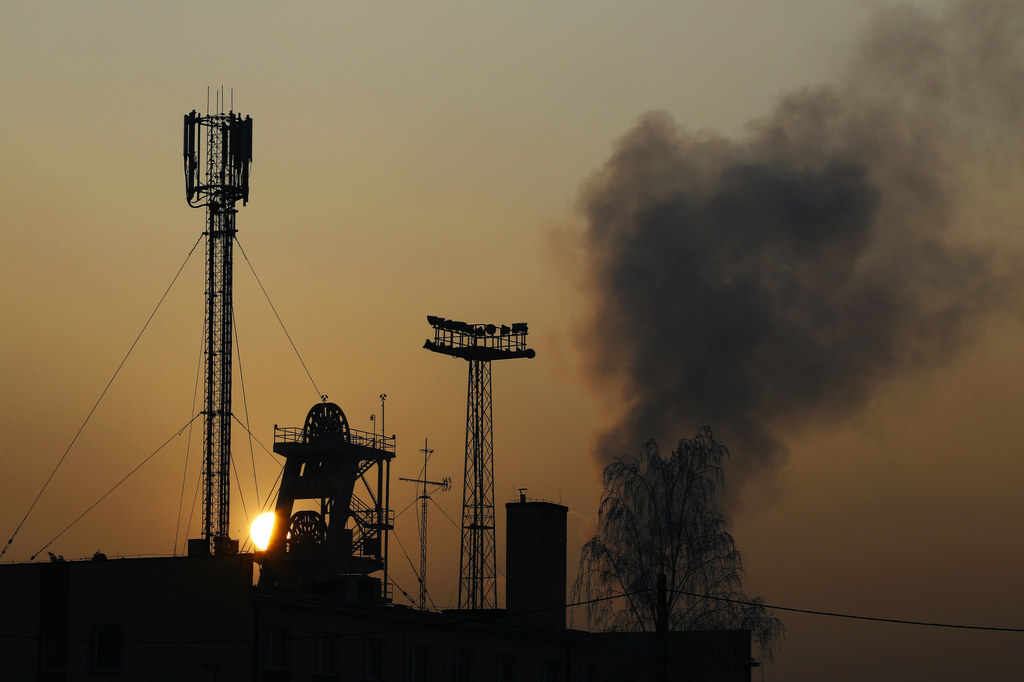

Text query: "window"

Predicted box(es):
[264, 625, 289, 670]
[40, 629, 67, 673]
[496, 654, 517, 682]
[410, 644, 430, 682]
[454, 648, 473, 682]
[362, 638, 384, 681]
[315, 633, 336, 675]
[89, 623, 122, 673]
[541, 660, 560, 682]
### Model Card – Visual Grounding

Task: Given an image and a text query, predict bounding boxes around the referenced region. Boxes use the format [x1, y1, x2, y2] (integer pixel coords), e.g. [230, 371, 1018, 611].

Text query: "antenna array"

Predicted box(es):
[183, 104, 253, 555]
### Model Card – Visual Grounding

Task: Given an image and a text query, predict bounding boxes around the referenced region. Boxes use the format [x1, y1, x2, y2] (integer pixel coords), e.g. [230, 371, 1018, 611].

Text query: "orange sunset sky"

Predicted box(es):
[3, 2, 1024, 680]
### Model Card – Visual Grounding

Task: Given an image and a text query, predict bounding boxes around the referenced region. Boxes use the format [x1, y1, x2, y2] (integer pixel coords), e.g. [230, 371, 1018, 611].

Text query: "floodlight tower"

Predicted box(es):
[424, 316, 535, 609]
[183, 102, 253, 556]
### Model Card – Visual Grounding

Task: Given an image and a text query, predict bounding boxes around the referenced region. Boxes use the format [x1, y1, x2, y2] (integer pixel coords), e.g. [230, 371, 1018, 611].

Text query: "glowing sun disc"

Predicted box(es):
[250, 512, 276, 551]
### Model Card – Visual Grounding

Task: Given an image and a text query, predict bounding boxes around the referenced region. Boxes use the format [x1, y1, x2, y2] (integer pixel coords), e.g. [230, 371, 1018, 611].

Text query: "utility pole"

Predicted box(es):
[657, 573, 668, 682]
[398, 439, 451, 610]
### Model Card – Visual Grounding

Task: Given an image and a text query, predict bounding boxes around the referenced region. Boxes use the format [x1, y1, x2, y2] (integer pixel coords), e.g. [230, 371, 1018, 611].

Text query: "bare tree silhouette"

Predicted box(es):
[573, 428, 783, 661]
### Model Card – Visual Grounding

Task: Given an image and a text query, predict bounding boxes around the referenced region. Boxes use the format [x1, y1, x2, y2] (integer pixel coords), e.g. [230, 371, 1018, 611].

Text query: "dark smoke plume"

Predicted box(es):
[577, 1, 1024, 481]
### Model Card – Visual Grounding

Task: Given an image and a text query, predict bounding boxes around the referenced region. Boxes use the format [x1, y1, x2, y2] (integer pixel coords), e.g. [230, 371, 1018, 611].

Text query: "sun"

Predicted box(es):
[250, 512, 276, 551]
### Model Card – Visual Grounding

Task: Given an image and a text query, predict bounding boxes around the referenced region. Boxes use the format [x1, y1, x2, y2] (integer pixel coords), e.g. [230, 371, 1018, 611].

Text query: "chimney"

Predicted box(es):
[505, 493, 568, 629]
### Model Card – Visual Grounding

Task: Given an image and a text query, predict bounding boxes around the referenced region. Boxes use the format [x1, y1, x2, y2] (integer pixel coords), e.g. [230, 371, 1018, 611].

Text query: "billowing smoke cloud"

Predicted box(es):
[578, 1, 1024, 481]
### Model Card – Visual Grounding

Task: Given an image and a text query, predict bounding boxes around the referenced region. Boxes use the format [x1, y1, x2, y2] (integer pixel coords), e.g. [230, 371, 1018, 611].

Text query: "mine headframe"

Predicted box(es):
[257, 401, 395, 602]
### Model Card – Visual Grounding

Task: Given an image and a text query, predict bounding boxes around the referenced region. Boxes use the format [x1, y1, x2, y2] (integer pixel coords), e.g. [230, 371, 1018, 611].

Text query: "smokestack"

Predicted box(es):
[505, 494, 568, 629]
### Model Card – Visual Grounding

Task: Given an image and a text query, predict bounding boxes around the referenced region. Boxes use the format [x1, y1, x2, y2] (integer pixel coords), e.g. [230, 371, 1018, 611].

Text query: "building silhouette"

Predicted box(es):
[0, 107, 755, 682]
[0, 403, 755, 680]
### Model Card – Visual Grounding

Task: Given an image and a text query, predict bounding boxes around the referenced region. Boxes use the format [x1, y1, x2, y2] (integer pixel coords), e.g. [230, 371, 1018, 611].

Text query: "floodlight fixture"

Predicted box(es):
[424, 315, 535, 363]
[424, 314, 535, 610]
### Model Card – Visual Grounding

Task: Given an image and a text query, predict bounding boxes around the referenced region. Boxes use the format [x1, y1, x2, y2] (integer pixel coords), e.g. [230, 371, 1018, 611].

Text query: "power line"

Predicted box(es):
[2, 582, 1020, 646]
[229, 445, 250, 535]
[2, 235, 203, 561]
[394, 497, 420, 520]
[429, 497, 460, 530]
[391, 529, 424, 590]
[173, 313, 207, 555]
[391, 513, 444, 610]
[0, 586, 643, 646]
[230, 415, 285, 516]
[230, 414, 281, 468]
[669, 589, 1024, 633]
[234, 237, 321, 400]
[232, 306, 260, 508]
[29, 414, 202, 561]
[182, 466, 203, 555]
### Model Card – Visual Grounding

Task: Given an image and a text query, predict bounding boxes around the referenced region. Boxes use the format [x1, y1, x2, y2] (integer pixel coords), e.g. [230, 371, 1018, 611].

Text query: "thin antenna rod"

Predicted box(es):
[398, 439, 449, 610]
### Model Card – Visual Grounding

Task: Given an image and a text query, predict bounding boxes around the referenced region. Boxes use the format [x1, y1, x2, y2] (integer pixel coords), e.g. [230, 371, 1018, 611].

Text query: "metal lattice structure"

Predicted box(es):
[261, 401, 395, 601]
[183, 105, 253, 555]
[464, 359, 495, 608]
[424, 316, 534, 609]
[399, 439, 451, 610]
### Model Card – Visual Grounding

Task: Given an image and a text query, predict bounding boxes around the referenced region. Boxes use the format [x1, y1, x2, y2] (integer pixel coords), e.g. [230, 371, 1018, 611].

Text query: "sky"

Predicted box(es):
[2, 1, 1024, 679]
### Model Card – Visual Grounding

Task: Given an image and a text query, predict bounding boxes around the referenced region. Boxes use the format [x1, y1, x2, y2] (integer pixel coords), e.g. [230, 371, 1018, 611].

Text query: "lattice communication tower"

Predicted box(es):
[183, 103, 253, 556]
[424, 316, 534, 609]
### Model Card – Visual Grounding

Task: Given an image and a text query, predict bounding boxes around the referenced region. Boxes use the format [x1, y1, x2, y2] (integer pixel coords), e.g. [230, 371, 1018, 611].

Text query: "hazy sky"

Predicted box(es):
[3, 1, 1024, 680]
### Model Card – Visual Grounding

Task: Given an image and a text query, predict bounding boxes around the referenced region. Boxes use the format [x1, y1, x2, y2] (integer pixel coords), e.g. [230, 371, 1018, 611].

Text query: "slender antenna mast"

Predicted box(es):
[399, 438, 451, 610]
[183, 100, 253, 556]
